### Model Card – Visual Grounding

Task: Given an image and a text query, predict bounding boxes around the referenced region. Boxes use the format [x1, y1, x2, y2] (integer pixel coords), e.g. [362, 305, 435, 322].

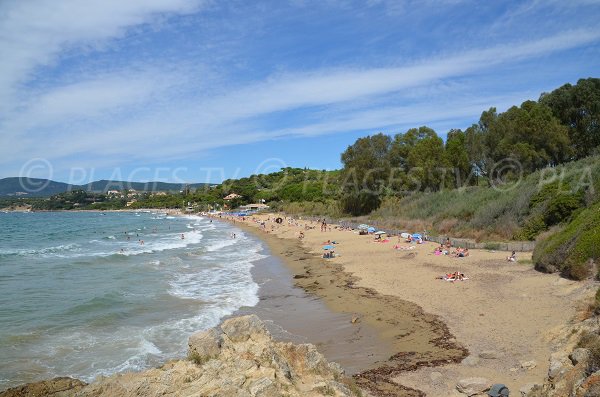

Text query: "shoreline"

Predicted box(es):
[234, 240, 395, 375]
[217, 214, 468, 397]
[215, 212, 597, 396]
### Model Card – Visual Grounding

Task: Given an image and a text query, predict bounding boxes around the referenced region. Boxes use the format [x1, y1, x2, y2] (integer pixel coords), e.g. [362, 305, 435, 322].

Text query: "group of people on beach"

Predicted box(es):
[434, 245, 468, 257]
[319, 219, 330, 232]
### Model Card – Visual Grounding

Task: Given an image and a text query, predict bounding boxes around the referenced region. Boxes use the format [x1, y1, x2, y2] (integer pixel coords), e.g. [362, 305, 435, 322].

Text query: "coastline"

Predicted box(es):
[218, 215, 467, 397]
[216, 212, 597, 396]
[2, 210, 595, 396]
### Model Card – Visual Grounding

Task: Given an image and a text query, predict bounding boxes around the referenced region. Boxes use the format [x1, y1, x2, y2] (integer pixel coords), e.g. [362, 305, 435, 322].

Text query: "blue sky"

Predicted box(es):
[1, 0, 599, 184]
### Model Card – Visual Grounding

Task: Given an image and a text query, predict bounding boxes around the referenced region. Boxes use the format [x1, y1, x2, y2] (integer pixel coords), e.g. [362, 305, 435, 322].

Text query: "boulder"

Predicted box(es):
[569, 348, 590, 366]
[188, 327, 223, 362]
[456, 377, 491, 395]
[221, 314, 270, 343]
[5, 316, 362, 397]
[548, 360, 565, 380]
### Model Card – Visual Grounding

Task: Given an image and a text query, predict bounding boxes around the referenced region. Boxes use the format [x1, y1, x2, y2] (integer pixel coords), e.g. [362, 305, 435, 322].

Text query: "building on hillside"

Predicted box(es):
[239, 203, 270, 211]
[107, 190, 120, 195]
[223, 193, 242, 201]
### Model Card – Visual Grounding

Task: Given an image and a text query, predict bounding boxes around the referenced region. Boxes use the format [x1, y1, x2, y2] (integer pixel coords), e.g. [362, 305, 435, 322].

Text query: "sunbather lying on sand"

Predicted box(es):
[436, 271, 468, 281]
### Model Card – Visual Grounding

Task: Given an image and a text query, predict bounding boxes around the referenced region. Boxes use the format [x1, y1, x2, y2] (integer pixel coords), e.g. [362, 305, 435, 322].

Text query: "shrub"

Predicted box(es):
[577, 331, 600, 374]
[534, 202, 600, 279]
[544, 191, 584, 225]
[516, 214, 547, 240]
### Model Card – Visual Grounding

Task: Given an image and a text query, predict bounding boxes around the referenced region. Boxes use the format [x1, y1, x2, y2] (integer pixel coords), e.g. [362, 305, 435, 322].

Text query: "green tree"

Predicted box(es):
[464, 109, 493, 180]
[445, 129, 471, 187]
[340, 133, 391, 215]
[388, 126, 438, 169]
[484, 101, 572, 177]
[386, 126, 441, 192]
[540, 78, 600, 158]
[405, 130, 449, 192]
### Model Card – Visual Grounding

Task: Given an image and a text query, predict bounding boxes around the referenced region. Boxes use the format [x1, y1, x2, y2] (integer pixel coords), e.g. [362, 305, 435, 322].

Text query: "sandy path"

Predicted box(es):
[222, 213, 595, 395]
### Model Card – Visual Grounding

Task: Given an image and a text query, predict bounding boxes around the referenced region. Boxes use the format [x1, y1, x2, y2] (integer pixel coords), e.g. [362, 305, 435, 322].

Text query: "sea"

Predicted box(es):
[0, 211, 265, 389]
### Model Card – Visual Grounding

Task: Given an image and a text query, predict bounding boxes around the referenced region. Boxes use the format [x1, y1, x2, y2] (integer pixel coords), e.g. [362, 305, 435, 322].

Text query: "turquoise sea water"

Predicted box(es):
[0, 211, 264, 389]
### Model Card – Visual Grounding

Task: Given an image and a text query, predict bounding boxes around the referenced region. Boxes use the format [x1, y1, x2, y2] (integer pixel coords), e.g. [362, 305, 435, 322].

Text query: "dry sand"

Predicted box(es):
[218, 212, 596, 396]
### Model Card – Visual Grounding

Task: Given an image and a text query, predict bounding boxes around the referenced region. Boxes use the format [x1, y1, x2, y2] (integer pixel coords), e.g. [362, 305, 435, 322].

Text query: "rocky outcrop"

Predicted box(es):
[2, 315, 362, 397]
[525, 315, 600, 397]
[0, 377, 87, 397]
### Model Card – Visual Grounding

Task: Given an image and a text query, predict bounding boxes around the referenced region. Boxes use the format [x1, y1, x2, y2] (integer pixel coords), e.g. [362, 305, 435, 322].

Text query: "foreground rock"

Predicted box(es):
[0, 377, 86, 397]
[1, 315, 362, 397]
[525, 314, 600, 397]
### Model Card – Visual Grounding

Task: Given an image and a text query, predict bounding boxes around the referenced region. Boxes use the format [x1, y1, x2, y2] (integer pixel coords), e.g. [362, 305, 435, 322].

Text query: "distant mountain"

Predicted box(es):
[0, 177, 212, 197]
[0, 177, 74, 197]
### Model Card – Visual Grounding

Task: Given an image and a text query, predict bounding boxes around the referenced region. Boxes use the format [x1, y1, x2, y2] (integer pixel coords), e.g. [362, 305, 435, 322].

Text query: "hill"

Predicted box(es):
[0, 178, 210, 197]
[0, 177, 73, 197]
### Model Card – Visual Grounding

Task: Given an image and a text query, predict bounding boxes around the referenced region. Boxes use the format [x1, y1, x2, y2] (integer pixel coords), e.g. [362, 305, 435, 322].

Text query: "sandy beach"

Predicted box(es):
[216, 212, 597, 396]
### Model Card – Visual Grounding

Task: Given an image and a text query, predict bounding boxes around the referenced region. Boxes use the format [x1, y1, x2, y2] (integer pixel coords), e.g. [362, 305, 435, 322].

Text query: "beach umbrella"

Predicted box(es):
[367, 227, 376, 233]
[411, 233, 422, 240]
[323, 245, 334, 250]
[400, 232, 410, 239]
[357, 224, 369, 230]
[374, 231, 386, 235]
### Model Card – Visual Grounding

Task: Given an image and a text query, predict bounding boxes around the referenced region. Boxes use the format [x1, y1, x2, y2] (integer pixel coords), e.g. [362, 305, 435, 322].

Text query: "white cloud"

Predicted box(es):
[0, 0, 205, 113]
[0, 0, 599, 179]
[186, 29, 600, 125]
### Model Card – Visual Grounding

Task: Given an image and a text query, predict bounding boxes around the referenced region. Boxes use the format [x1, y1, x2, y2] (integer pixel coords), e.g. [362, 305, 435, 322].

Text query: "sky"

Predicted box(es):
[1, 0, 599, 184]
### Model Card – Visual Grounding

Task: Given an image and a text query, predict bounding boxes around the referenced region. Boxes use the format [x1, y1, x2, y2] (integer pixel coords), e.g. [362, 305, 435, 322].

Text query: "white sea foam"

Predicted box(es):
[205, 238, 238, 252]
[0, 243, 81, 257]
[55, 229, 206, 258]
[0, 211, 268, 390]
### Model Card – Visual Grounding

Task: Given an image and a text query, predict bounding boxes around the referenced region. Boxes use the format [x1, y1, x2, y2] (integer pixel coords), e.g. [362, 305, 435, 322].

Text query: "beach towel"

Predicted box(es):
[394, 245, 415, 250]
[442, 275, 469, 282]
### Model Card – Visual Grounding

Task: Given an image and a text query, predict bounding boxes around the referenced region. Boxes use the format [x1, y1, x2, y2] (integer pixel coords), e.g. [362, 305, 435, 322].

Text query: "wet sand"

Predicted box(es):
[236, 245, 393, 375]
